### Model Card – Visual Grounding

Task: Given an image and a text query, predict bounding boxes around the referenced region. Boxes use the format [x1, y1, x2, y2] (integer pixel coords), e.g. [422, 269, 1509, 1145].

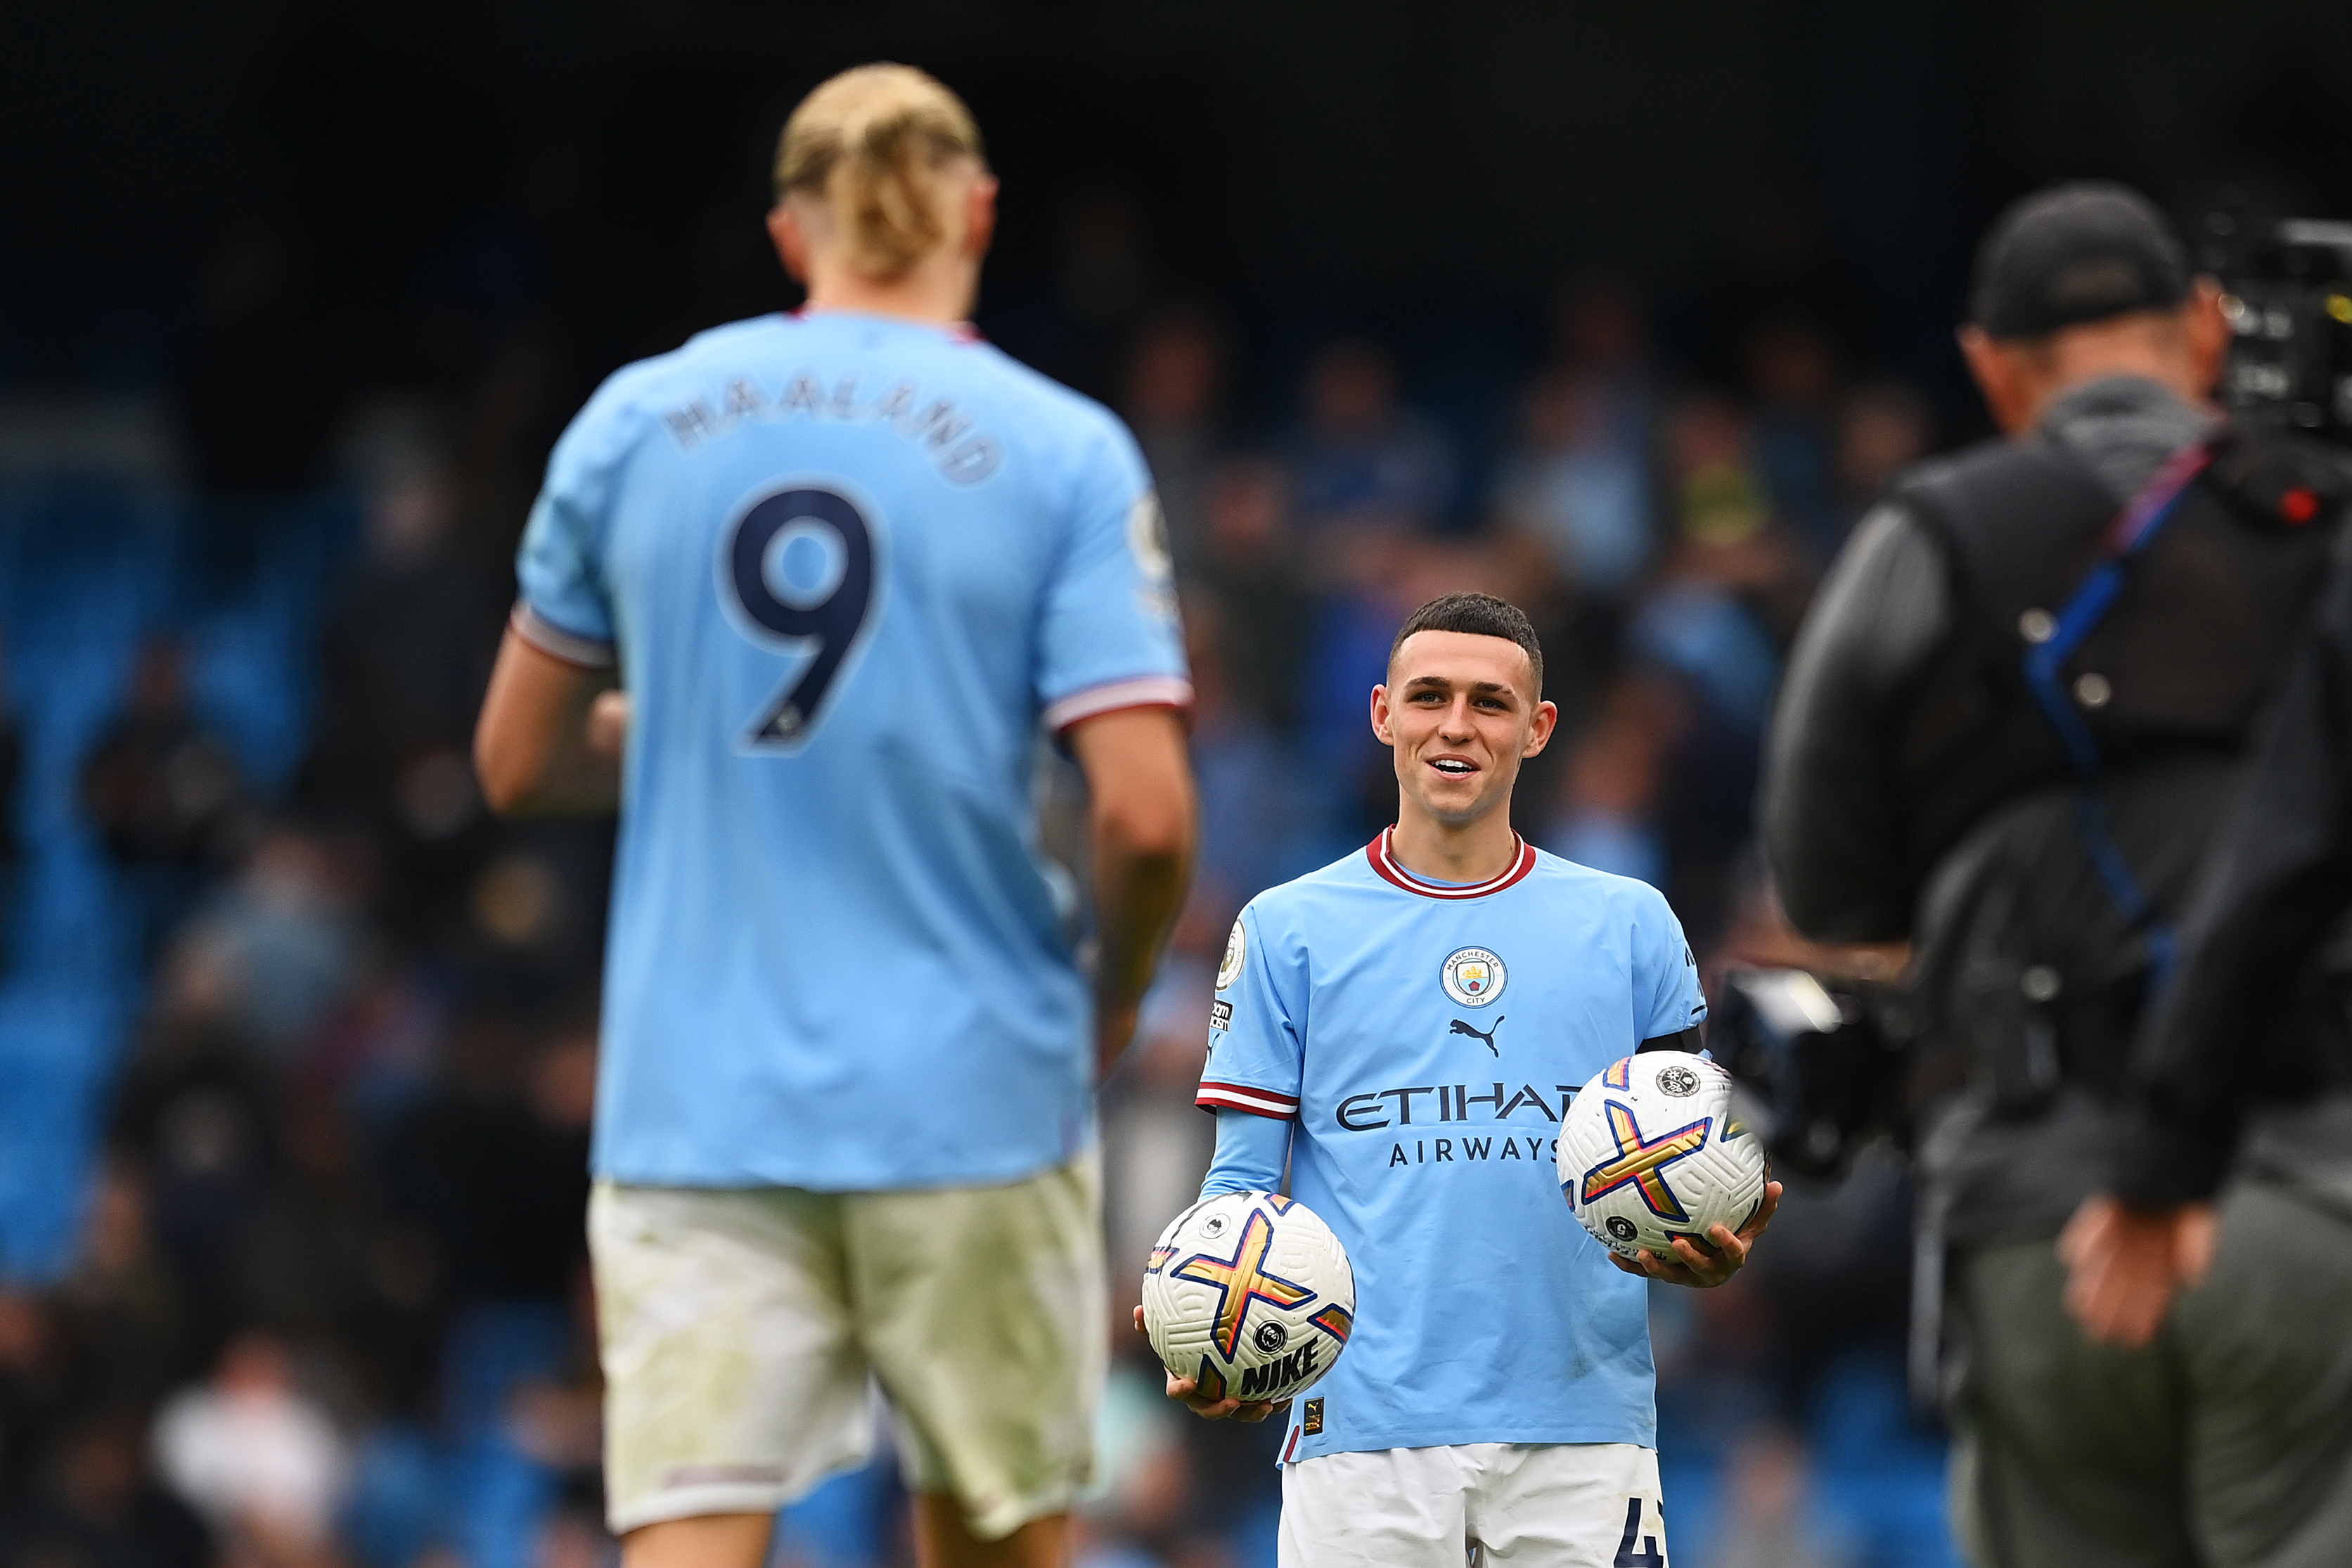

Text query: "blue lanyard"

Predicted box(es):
[2017, 439, 2213, 974]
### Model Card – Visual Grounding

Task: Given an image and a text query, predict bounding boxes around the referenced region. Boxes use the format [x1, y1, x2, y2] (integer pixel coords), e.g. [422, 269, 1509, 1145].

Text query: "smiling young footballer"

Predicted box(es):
[1153, 593, 1780, 1567]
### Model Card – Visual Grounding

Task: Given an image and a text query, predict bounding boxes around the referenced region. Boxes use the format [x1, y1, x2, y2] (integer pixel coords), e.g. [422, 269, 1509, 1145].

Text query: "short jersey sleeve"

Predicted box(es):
[513, 382, 636, 667]
[1632, 887, 1709, 1041]
[1195, 905, 1301, 1119]
[1034, 413, 1192, 733]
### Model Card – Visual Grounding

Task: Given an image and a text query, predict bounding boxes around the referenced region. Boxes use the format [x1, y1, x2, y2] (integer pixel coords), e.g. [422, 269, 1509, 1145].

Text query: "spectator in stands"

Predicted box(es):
[109, 972, 287, 1349]
[1743, 318, 1844, 560]
[1188, 460, 1313, 732]
[79, 638, 252, 958]
[1284, 338, 1456, 539]
[1626, 394, 1808, 945]
[0, 1403, 212, 1568]
[1124, 309, 1230, 578]
[1494, 366, 1659, 607]
[152, 1331, 347, 1565]
[1830, 380, 1935, 535]
[1543, 675, 1675, 887]
[306, 444, 501, 825]
[167, 827, 368, 1059]
[1548, 274, 1663, 430]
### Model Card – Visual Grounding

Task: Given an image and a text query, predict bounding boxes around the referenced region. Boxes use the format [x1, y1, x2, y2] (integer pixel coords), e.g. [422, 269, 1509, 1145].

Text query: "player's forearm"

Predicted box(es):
[475, 629, 624, 816]
[1090, 802, 1195, 1010]
[1200, 1106, 1292, 1198]
[1069, 709, 1197, 1016]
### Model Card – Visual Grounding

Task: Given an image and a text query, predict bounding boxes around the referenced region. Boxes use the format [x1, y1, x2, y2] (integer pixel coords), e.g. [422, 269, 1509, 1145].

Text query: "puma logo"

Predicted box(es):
[1449, 1017, 1504, 1056]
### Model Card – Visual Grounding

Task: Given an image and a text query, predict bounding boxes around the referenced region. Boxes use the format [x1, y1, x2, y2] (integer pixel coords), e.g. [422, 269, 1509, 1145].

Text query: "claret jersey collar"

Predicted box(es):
[1366, 828, 1537, 900]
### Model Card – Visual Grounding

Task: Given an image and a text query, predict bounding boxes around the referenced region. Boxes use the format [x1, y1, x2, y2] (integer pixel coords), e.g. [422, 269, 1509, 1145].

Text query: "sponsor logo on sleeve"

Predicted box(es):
[1210, 999, 1233, 1031]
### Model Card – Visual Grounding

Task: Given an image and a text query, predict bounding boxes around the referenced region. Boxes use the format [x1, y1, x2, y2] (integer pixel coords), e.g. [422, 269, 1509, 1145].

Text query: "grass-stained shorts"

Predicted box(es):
[589, 1150, 1104, 1541]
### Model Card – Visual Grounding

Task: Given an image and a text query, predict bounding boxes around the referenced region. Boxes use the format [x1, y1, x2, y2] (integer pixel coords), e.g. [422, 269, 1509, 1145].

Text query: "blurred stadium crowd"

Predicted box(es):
[0, 168, 1972, 1568]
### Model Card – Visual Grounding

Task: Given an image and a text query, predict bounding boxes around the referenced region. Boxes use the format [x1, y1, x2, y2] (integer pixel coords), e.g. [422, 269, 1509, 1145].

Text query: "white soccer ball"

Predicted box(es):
[1557, 1051, 1767, 1261]
[1140, 1191, 1355, 1406]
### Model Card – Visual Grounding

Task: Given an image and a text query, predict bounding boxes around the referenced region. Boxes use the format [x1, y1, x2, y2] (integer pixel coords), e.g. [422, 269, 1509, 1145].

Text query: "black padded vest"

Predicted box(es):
[1890, 425, 2344, 885]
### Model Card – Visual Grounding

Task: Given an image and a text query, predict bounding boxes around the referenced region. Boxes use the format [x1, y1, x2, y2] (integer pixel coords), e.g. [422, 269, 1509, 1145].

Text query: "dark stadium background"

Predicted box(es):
[1, 5, 2346, 1568]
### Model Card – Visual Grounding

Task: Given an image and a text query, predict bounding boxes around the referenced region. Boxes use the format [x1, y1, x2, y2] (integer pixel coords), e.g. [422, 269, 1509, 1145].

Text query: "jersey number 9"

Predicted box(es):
[723, 486, 878, 747]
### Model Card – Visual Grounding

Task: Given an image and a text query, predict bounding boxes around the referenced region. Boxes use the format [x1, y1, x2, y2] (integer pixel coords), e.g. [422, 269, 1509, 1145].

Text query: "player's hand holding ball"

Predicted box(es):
[1137, 1191, 1356, 1422]
[1559, 1052, 1780, 1287]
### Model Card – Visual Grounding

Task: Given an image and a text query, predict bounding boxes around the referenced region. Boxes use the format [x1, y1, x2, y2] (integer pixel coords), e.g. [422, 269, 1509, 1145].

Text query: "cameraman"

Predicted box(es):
[1763, 181, 2350, 1568]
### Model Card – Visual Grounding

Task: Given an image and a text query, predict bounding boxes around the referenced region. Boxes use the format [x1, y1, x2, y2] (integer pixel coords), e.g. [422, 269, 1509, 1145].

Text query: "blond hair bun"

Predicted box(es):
[776, 64, 985, 281]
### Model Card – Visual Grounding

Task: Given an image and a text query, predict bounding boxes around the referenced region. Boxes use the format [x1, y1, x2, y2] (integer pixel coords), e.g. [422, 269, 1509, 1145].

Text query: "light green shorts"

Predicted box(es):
[590, 1150, 1104, 1541]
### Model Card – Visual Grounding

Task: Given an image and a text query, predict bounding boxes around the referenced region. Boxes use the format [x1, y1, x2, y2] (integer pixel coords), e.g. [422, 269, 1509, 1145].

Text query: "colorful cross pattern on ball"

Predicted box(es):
[1171, 1209, 1318, 1360]
[1308, 1302, 1355, 1344]
[1578, 1100, 1714, 1223]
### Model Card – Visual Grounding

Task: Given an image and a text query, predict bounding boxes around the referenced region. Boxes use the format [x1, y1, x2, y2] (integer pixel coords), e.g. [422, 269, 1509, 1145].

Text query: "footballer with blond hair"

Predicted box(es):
[476, 63, 1195, 1568]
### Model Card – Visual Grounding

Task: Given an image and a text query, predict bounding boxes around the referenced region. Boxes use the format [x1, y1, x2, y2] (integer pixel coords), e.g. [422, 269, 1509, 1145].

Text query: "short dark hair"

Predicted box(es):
[1387, 592, 1544, 700]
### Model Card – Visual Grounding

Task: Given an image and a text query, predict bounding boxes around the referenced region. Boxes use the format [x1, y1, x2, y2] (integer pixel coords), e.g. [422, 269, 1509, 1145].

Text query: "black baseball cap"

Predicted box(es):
[1969, 181, 2194, 340]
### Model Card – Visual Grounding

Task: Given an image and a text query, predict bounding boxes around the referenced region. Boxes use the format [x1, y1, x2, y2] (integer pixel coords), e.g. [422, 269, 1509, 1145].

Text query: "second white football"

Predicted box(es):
[1140, 1190, 1355, 1405]
[1557, 1051, 1766, 1261]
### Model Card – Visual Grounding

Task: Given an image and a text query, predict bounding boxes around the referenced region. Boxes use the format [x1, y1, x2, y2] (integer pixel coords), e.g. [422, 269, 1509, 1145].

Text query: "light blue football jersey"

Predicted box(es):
[515, 309, 1190, 1191]
[1195, 830, 1707, 1460]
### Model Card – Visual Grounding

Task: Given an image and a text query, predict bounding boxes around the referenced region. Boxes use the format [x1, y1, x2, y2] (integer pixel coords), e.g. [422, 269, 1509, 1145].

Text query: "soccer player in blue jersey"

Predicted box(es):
[1156, 593, 1780, 1566]
[473, 65, 1196, 1568]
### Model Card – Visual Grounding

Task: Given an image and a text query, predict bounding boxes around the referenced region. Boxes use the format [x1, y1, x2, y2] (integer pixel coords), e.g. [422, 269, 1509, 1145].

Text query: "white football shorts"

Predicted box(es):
[589, 1150, 1104, 1541]
[1279, 1441, 1668, 1567]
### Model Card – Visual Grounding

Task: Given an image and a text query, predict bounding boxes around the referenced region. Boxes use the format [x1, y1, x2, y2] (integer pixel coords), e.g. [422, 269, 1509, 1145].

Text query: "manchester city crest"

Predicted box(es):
[1218, 918, 1247, 991]
[1441, 946, 1506, 1007]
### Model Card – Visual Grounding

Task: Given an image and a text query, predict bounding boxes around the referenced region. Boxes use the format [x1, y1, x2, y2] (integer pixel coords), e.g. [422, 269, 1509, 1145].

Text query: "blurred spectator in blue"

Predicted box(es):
[1125, 309, 1230, 578]
[79, 640, 254, 960]
[152, 1330, 347, 1568]
[1285, 338, 1456, 539]
[1628, 394, 1808, 946]
[1542, 676, 1676, 888]
[1631, 394, 1804, 732]
[1742, 319, 1842, 562]
[1548, 274, 1664, 450]
[1181, 598, 1325, 917]
[1188, 461, 1313, 732]
[1494, 367, 1657, 605]
[1500, 274, 1667, 608]
[168, 828, 368, 1060]
[1830, 380, 1934, 536]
